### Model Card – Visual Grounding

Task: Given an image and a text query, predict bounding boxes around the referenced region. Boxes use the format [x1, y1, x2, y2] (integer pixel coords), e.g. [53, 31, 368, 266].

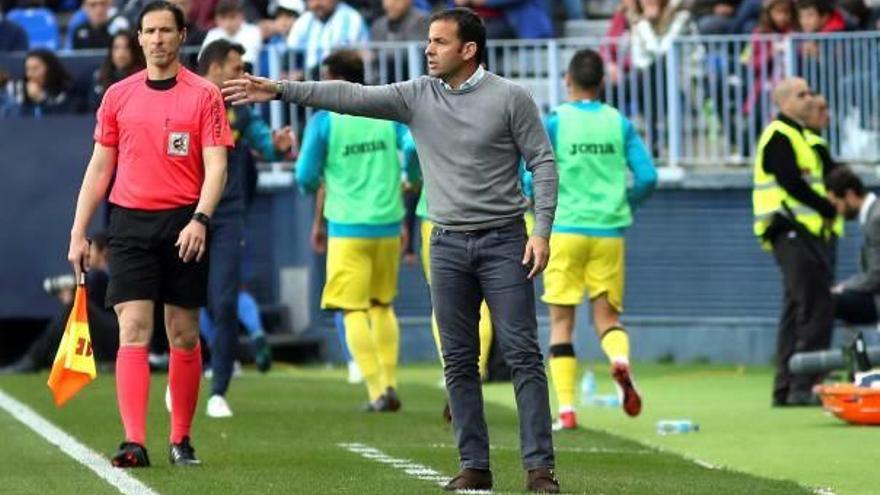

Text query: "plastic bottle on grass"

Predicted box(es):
[579, 371, 595, 405]
[656, 420, 699, 435]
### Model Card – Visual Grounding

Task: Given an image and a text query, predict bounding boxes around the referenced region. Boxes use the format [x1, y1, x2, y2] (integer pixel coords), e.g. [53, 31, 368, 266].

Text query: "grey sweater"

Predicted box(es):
[280, 72, 558, 238]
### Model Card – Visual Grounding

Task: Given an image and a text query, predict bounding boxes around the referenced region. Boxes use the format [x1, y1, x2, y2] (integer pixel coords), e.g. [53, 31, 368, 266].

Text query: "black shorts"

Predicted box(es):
[106, 203, 208, 309]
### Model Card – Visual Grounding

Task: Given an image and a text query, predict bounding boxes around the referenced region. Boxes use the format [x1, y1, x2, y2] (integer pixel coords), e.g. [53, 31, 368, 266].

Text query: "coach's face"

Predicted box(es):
[139, 10, 185, 69]
[425, 20, 475, 80]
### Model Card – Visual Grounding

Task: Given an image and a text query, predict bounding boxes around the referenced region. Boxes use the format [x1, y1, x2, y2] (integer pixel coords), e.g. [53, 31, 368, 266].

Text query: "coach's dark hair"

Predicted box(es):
[825, 166, 866, 198]
[322, 49, 365, 85]
[568, 48, 604, 90]
[138, 0, 186, 31]
[429, 8, 486, 66]
[198, 39, 245, 75]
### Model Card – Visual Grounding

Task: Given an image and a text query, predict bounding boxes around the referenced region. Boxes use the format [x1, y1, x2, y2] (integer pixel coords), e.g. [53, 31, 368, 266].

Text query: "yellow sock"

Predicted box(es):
[478, 301, 492, 379]
[369, 305, 400, 390]
[600, 327, 630, 365]
[431, 311, 444, 367]
[548, 344, 577, 411]
[344, 311, 383, 401]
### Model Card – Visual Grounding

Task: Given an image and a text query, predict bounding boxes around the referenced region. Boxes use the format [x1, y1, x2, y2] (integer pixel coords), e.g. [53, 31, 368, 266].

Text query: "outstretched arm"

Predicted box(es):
[222, 73, 418, 123]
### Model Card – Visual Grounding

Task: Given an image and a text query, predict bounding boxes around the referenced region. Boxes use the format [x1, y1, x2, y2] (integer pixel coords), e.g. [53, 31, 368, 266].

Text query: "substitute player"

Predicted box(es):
[67, 0, 232, 466]
[295, 49, 410, 412]
[543, 49, 657, 430]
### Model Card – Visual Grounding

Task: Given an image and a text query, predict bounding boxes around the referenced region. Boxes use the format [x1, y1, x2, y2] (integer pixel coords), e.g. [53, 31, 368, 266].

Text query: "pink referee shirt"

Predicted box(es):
[94, 67, 233, 210]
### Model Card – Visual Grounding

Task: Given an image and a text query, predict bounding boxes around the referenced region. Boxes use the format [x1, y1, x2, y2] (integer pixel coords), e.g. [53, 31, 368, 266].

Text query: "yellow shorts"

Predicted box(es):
[322, 237, 400, 310]
[420, 219, 433, 284]
[541, 233, 625, 311]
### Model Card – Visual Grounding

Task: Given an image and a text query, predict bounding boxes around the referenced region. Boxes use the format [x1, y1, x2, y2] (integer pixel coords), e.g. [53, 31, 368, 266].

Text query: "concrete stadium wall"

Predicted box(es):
[1, 116, 873, 365]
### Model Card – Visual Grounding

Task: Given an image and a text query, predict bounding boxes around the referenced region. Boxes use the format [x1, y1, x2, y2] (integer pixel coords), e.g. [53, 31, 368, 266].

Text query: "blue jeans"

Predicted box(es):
[205, 213, 244, 397]
[429, 220, 554, 471]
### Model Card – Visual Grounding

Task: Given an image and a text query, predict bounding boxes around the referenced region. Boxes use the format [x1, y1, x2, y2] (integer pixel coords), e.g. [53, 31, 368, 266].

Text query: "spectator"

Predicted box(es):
[286, 0, 368, 71]
[695, 0, 742, 34]
[71, 0, 130, 50]
[630, 0, 696, 70]
[798, 0, 849, 34]
[15, 49, 79, 116]
[169, 0, 208, 47]
[262, 0, 303, 45]
[91, 30, 145, 109]
[371, 0, 429, 42]
[0, 233, 119, 374]
[450, 0, 553, 39]
[744, 0, 798, 122]
[0, 70, 17, 117]
[0, 11, 29, 51]
[600, 0, 638, 86]
[202, 0, 265, 67]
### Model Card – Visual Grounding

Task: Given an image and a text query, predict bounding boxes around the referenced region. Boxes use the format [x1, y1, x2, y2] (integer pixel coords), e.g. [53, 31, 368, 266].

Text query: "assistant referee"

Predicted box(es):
[67, 0, 232, 468]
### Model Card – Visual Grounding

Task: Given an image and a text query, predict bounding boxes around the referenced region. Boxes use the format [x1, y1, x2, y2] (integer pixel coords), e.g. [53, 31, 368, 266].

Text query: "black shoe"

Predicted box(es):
[169, 436, 201, 466]
[384, 387, 401, 412]
[253, 336, 272, 373]
[111, 442, 150, 468]
[785, 390, 821, 407]
[363, 389, 402, 413]
[443, 468, 493, 491]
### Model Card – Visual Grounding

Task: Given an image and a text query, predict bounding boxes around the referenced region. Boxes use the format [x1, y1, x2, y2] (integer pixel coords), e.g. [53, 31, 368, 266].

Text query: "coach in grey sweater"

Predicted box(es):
[223, 8, 560, 493]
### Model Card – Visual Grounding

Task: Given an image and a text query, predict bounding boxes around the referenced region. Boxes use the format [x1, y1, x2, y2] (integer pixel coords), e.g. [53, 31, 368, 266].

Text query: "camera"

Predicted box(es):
[43, 274, 76, 295]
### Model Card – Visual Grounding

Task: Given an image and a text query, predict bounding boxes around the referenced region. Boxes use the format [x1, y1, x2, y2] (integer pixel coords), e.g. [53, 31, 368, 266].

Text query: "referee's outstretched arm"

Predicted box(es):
[68, 143, 118, 281]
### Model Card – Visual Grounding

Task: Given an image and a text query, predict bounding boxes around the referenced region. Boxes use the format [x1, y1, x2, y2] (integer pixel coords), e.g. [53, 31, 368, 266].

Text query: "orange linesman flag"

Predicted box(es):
[47, 281, 97, 406]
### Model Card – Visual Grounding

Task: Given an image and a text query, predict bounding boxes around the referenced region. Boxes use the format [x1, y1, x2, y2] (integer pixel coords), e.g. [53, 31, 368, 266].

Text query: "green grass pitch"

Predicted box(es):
[0, 363, 875, 494]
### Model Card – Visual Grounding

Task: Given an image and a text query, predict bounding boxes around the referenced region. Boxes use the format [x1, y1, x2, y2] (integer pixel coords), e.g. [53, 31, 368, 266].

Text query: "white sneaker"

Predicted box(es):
[347, 361, 363, 384]
[165, 384, 172, 413]
[206, 394, 233, 418]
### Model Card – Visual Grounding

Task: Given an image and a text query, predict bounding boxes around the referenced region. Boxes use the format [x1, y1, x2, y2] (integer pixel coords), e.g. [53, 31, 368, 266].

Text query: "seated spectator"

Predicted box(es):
[0, 11, 29, 51]
[287, 0, 368, 72]
[0, 233, 119, 374]
[262, 0, 303, 46]
[450, 0, 553, 39]
[695, 0, 741, 34]
[70, 0, 129, 50]
[14, 49, 80, 117]
[201, 0, 264, 68]
[91, 30, 144, 109]
[371, 0, 429, 42]
[743, 0, 798, 121]
[630, 0, 696, 70]
[798, 0, 849, 34]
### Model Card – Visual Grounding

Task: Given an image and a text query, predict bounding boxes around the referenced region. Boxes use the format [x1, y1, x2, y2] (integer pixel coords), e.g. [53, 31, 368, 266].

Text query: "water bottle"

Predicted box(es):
[656, 420, 699, 435]
[591, 394, 621, 407]
[579, 371, 596, 406]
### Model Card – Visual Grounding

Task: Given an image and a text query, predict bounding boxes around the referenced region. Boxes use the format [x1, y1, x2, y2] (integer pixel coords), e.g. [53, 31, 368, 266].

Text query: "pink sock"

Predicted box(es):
[169, 344, 202, 444]
[115, 345, 150, 445]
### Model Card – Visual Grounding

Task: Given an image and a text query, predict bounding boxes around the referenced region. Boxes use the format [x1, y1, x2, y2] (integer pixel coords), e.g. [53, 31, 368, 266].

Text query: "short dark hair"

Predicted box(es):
[138, 0, 185, 31]
[322, 49, 364, 84]
[796, 0, 833, 15]
[215, 0, 244, 17]
[826, 166, 866, 198]
[198, 39, 245, 75]
[429, 8, 486, 66]
[568, 48, 604, 90]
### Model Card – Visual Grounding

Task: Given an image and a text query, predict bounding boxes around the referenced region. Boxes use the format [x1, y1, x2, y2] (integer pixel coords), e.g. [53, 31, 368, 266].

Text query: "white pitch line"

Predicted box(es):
[339, 442, 452, 488]
[0, 388, 159, 495]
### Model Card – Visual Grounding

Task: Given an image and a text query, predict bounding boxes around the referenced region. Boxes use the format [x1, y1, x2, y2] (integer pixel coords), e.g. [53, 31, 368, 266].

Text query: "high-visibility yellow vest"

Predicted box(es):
[753, 120, 829, 248]
[804, 129, 844, 237]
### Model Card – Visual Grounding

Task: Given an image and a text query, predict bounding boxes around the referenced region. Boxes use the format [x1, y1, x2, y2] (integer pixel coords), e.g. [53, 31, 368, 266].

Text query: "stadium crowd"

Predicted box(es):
[1, 0, 879, 118]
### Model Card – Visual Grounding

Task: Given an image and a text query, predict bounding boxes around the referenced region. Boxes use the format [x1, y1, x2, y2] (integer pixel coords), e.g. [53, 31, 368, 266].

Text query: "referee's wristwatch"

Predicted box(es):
[192, 212, 211, 228]
[272, 80, 284, 100]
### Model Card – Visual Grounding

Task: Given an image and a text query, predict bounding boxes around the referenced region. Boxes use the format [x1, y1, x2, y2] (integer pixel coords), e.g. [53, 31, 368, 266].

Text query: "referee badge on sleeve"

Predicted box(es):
[168, 132, 191, 156]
